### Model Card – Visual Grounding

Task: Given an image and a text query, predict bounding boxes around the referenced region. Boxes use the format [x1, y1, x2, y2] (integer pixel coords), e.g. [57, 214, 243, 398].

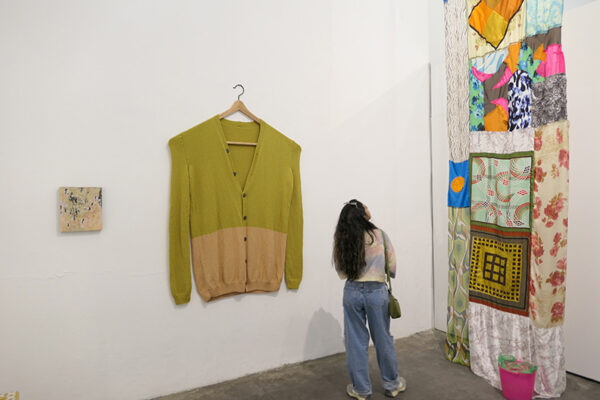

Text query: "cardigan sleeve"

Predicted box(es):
[285, 145, 303, 289]
[168, 136, 192, 304]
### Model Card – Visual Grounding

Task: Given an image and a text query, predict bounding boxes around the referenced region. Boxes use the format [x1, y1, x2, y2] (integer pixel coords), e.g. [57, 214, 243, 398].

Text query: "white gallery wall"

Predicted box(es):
[0, 1, 433, 399]
[562, 0, 600, 382]
[429, 0, 450, 332]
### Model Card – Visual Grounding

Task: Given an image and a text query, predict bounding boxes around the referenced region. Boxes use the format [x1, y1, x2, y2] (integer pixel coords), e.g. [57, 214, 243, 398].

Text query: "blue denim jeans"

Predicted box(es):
[343, 280, 400, 396]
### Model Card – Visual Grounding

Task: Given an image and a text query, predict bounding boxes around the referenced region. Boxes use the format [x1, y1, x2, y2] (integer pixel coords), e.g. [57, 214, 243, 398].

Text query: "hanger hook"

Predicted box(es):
[233, 84, 244, 101]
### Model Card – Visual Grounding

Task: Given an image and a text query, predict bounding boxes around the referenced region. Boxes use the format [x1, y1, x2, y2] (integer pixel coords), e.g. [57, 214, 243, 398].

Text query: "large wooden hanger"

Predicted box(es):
[219, 84, 260, 147]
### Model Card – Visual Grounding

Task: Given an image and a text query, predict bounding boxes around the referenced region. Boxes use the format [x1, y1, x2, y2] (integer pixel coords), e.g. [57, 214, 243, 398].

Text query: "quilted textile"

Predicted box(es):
[445, 0, 471, 161]
[532, 74, 567, 127]
[470, 127, 534, 154]
[444, 0, 568, 397]
[526, 0, 564, 36]
[468, 302, 566, 397]
[449, 160, 470, 207]
[469, 222, 531, 316]
[446, 207, 471, 366]
[467, 0, 526, 58]
[530, 120, 570, 328]
[470, 152, 533, 228]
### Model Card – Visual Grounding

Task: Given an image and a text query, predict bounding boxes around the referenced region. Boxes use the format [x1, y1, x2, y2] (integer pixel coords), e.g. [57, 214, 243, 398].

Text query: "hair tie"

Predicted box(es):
[344, 201, 358, 208]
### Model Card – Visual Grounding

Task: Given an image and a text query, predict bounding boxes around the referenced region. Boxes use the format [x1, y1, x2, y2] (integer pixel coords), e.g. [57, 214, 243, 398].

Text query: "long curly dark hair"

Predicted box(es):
[333, 199, 378, 280]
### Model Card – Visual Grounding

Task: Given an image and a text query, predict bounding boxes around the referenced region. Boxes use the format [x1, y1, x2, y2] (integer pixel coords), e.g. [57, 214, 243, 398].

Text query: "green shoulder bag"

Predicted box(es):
[382, 230, 401, 319]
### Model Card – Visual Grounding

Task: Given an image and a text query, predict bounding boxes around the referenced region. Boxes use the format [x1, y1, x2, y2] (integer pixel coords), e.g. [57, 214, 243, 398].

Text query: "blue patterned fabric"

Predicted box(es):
[448, 160, 470, 208]
[471, 49, 508, 75]
[508, 70, 532, 131]
[469, 67, 485, 132]
[526, 0, 564, 36]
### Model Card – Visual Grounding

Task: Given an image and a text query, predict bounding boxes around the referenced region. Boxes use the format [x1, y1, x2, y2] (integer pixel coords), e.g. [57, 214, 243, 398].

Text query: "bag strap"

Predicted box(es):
[381, 229, 392, 294]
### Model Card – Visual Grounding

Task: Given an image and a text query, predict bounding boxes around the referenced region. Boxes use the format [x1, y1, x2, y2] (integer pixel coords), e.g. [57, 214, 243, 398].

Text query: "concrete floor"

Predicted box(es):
[155, 329, 600, 400]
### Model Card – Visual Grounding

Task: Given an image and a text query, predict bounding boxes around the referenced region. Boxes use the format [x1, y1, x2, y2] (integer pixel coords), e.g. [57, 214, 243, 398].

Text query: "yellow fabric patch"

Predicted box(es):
[471, 236, 523, 302]
[0, 392, 19, 400]
[481, 11, 509, 47]
[468, 0, 525, 53]
[468, 223, 530, 316]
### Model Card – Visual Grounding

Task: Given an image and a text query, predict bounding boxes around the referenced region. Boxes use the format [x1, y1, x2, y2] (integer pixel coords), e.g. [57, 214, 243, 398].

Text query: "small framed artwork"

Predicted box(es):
[59, 187, 103, 232]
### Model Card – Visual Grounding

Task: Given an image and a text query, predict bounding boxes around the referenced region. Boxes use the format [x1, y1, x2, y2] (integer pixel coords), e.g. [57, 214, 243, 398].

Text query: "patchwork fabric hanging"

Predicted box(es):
[444, 0, 472, 367]
[443, 0, 568, 396]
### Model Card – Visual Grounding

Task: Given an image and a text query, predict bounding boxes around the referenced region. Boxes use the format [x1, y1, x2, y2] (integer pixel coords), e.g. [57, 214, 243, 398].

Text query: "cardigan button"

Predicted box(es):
[233, 171, 237, 176]
[243, 216, 247, 220]
[244, 237, 247, 241]
[242, 193, 246, 198]
[226, 148, 230, 153]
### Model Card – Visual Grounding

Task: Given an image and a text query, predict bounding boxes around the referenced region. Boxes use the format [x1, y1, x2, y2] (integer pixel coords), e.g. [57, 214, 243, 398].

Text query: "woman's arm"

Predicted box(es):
[383, 231, 397, 278]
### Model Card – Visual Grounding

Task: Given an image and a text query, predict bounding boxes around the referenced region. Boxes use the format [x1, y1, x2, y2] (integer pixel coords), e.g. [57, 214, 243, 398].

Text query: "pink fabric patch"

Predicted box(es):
[491, 98, 509, 116]
[472, 66, 493, 82]
[493, 66, 513, 89]
[536, 44, 565, 77]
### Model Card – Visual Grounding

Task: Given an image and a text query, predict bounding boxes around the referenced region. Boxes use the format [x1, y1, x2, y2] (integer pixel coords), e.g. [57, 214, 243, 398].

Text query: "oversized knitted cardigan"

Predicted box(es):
[168, 116, 303, 304]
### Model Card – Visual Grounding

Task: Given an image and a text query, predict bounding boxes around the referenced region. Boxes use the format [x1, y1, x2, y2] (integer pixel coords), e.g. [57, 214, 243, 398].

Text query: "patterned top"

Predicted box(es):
[336, 229, 397, 282]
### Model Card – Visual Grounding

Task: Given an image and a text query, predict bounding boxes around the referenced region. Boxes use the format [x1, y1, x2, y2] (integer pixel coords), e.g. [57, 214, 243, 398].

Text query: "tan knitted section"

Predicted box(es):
[191, 226, 287, 301]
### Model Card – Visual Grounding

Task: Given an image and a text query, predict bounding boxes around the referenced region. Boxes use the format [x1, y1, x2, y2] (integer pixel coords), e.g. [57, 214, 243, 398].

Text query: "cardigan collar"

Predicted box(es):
[213, 115, 266, 193]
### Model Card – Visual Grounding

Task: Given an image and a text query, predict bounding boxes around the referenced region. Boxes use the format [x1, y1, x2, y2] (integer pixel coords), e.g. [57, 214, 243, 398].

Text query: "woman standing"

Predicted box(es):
[333, 199, 406, 399]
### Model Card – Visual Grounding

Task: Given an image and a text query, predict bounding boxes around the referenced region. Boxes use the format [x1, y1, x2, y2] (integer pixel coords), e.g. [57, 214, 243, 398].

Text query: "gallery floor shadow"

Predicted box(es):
[154, 329, 600, 400]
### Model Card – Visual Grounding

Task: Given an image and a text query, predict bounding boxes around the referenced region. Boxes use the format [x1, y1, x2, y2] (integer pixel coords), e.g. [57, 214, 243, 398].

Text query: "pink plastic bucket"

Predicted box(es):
[499, 365, 537, 400]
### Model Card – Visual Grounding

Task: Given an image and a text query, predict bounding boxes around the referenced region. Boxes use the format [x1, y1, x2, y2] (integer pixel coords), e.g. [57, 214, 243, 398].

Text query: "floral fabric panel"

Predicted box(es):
[526, 0, 564, 37]
[446, 207, 471, 366]
[470, 127, 534, 154]
[449, 160, 470, 207]
[532, 74, 567, 128]
[530, 120, 569, 328]
[445, 0, 471, 162]
[468, 302, 566, 397]
[469, 222, 531, 316]
[467, 0, 526, 58]
[470, 152, 533, 228]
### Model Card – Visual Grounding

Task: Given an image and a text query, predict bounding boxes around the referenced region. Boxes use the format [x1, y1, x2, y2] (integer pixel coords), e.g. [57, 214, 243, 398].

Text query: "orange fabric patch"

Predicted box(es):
[493, 0, 524, 21]
[451, 176, 466, 193]
[469, 0, 524, 49]
[484, 105, 508, 131]
[505, 42, 522, 73]
[469, 2, 494, 33]
[533, 44, 547, 62]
